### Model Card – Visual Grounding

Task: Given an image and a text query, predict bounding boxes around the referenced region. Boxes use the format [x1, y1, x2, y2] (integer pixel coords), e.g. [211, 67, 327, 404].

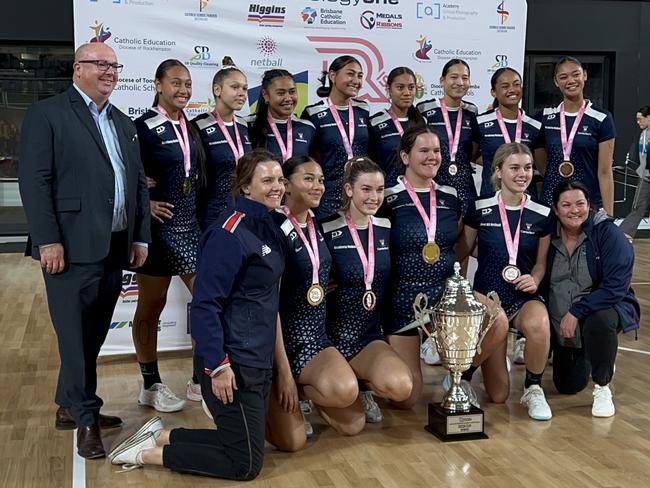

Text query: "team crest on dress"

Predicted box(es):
[583, 125, 588, 131]
[379, 239, 385, 246]
[298, 132, 303, 138]
[526, 223, 532, 231]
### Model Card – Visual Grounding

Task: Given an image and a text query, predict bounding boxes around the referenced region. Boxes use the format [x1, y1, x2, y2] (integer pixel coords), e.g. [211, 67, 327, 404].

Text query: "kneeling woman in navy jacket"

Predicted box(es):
[542, 180, 640, 418]
[109, 149, 286, 480]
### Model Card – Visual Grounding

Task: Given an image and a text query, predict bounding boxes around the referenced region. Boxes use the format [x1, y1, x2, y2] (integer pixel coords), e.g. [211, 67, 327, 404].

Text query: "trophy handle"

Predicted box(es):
[475, 291, 501, 355]
[412, 292, 436, 340]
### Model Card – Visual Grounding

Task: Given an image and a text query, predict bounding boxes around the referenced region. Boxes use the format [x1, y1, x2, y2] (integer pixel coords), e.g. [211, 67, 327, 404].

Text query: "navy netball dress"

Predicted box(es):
[302, 100, 370, 220]
[249, 114, 316, 160]
[368, 109, 410, 188]
[192, 113, 252, 229]
[464, 192, 552, 318]
[135, 109, 200, 276]
[416, 98, 479, 216]
[381, 178, 461, 334]
[321, 212, 391, 357]
[273, 209, 334, 376]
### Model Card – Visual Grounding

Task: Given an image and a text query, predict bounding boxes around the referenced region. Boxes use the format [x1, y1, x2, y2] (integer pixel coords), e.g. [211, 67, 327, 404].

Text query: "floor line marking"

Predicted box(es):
[618, 346, 650, 356]
[630, 282, 650, 286]
[72, 429, 86, 488]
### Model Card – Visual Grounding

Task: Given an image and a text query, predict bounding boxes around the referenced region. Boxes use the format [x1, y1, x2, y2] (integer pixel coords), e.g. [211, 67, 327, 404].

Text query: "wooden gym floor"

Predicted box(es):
[1, 243, 649, 488]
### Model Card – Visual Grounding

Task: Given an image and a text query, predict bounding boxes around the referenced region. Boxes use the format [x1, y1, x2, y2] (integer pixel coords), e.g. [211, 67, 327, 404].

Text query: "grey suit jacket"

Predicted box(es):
[19, 86, 150, 264]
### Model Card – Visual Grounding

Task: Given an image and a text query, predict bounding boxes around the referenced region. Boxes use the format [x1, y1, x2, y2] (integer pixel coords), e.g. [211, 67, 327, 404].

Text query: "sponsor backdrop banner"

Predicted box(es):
[73, 0, 527, 355]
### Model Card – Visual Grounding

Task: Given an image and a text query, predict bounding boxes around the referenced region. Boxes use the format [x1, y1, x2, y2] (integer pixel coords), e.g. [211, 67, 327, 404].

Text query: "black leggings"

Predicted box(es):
[162, 357, 272, 480]
[552, 307, 620, 395]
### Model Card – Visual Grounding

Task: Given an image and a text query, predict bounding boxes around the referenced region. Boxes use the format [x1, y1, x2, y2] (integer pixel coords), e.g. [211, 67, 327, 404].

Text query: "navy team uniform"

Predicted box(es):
[247, 114, 316, 159]
[537, 101, 616, 208]
[476, 109, 542, 197]
[166, 196, 285, 480]
[464, 192, 552, 318]
[301, 100, 370, 220]
[416, 99, 479, 215]
[321, 213, 391, 357]
[368, 109, 409, 187]
[273, 209, 334, 376]
[192, 113, 252, 229]
[381, 178, 461, 335]
[135, 110, 200, 276]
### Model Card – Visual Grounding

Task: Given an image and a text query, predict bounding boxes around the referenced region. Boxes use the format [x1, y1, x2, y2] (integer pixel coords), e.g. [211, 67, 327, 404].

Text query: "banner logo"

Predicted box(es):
[200, 0, 209, 11]
[360, 10, 402, 30]
[416, 2, 441, 20]
[301, 7, 318, 24]
[360, 10, 376, 29]
[89, 20, 112, 43]
[248, 3, 286, 27]
[488, 54, 509, 73]
[256, 36, 278, 56]
[497, 1, 509, 24]
[414, 35, 432, 61]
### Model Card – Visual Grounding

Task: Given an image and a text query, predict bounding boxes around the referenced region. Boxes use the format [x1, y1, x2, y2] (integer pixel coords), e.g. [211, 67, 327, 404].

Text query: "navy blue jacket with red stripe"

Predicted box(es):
[191, 196, 285, 371]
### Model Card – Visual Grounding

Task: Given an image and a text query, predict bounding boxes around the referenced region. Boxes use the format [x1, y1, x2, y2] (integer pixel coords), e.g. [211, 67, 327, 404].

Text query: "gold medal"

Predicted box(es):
[422, 242, 441, 264]
[448, 162, 458, 176]
[183, 176, 191, 195]
[502, 265, 521, 283]
[362, 290, 377, 312]
[558, 161, 574, 178]
[306, 284, 324, 306]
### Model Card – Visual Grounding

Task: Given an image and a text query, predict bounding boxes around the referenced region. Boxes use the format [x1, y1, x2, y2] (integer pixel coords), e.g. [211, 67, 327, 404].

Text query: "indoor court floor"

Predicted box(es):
[1, 242, 649, 488]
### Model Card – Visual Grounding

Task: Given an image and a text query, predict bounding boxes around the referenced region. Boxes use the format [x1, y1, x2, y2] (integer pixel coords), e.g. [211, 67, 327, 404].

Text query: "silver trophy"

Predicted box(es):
[409, 262, 501, 440]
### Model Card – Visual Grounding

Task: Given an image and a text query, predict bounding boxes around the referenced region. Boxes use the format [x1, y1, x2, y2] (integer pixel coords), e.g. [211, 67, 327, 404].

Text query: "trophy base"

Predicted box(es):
[425, 402, 488, 442]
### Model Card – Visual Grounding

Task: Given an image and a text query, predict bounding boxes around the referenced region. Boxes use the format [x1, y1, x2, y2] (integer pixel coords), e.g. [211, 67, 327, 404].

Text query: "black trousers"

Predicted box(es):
[43, 231, 126, 426]
[552, 307, 620, 395]
[162, 357, 272, 480]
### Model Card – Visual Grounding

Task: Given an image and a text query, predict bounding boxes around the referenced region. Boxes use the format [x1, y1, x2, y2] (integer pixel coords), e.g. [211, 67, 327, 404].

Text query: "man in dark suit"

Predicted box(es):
[18, 42, 151, 459]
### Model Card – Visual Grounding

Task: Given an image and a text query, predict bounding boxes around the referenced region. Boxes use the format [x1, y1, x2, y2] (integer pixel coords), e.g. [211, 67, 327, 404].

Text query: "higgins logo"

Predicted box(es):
[120, 273, 139, 303]
[89, 20, 112, 43]
[311, 0, 399, 5]
[248, 3, 286, 26]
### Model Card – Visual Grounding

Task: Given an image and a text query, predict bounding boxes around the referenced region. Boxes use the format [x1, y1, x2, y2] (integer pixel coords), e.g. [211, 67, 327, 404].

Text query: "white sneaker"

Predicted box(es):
[138, 383, 186, 412]
[110, 432, 156, 469]
[513, 337, 526, 364]
[360, 391, 383, 423]
[506, 357, 512, 373]
[201, 398, 213, 420]
[186, 379, 202, 402]
[592, 384, 615, 417]
[442, 372, 480, 409]
[109, 416, 163, 463]
[520, 385, 552, 420]
[420, 338, 442, 365]
[300, 400, 314, 438]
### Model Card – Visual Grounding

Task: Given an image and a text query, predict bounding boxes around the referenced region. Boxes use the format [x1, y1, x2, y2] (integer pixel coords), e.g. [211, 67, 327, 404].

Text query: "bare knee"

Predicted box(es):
[272, 434, 306, 453]
[332, 415, 365, 436]
[382, 373, 413, 403]
[315, 376, 359, 408]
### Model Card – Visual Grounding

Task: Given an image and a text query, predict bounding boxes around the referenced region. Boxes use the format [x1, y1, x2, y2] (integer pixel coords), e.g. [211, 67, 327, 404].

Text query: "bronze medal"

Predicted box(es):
[502, 265, 521, 283]
[422, 242, 441, 264]
[558, 161, 574, 178]
[306, 284, 324, 307]
[362, 290, 377, 312]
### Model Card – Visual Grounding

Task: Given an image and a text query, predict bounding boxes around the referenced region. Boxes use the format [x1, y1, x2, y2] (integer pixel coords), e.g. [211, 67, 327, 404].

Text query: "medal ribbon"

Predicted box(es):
[559, 101, 587, 162]
[403, 177, 437, 244]
[439, 98, 463, 162]
[497, 191, 526, 266]
[156, 105, 190, 177]
[283, 206, 320, 286]
[268, 114, 293, 162]
[387, 108, 405, 136]
[495, 108, 522, 144]
[344, 210, 375, 292]
[213, 110, 244, 161]
[328, 98, 355, 159]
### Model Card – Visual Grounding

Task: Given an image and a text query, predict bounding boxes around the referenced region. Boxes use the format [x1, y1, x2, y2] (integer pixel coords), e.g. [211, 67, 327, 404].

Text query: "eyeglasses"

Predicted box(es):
[77, 60, 124, 73]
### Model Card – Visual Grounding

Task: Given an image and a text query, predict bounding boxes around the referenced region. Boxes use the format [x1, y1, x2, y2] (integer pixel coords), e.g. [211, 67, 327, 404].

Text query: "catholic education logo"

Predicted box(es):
[414, 35, 432, 60]
[301, 7, 318, 24]
[89, 20, 112, 43]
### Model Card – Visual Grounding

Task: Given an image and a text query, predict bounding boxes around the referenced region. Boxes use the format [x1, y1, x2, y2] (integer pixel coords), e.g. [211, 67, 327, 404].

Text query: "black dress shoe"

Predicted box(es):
[55, 407, 123, 430]
[77, 425, 106, 459]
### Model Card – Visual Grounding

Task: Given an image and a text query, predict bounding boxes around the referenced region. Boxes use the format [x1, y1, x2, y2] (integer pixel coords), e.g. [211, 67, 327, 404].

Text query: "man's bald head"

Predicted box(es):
[73, 43, 119, 110]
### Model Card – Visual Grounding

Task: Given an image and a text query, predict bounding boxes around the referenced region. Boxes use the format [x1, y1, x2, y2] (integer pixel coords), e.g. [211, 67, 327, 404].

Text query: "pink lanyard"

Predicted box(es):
[497, 192, 526, 266]
[387, 108, 405, 136]
[559, 101, 587, 161]
[213, 110, 244, 161]
[328, 98, 355, 159]
[283, 206, 320, 285]
[156, 106, 190, 177]
[495, 108, 522, 144]
[268, 114, 293, 162]
[344, 210, 374, 292]
[403, 177, 437, 243]
[439, 98, 463, 161]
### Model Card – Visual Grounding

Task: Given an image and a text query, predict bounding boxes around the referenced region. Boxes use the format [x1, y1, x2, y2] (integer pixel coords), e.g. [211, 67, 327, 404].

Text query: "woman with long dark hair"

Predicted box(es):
[192, 58, 252, 229]
[302, 56, 370, 220]
[131, 59, 206, 413]
[248, 69, 315, 161]
[369, 66, 425, 187]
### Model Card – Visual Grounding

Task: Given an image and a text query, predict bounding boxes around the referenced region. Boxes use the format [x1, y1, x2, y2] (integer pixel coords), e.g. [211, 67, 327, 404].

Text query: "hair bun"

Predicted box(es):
[222, 56, 236, 67]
